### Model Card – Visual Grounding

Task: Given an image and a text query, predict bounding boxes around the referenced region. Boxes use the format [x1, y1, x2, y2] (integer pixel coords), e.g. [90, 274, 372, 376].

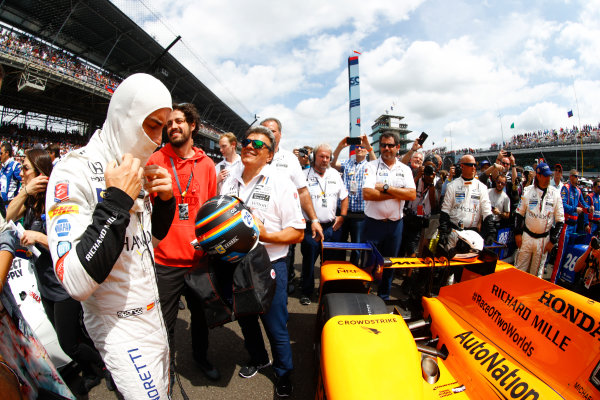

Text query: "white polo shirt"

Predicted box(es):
[272, 147, 307, 190]
[214, 154, 241, 176]
[303, 167, 348, 223]
[363, 158, 415, 221]
[220, 163, 305, 261]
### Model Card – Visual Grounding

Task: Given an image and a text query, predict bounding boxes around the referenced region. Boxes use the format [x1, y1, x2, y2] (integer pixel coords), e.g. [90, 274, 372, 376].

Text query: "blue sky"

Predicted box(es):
[113, 0, 600, 154]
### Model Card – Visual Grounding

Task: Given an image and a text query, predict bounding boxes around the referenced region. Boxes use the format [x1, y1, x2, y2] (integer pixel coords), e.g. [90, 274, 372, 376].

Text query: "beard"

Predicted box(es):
[169, 129, 191, 148]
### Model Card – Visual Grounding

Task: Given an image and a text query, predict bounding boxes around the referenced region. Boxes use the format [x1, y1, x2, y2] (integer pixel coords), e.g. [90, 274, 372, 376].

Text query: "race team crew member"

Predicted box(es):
[362, 132, 416, 300]
[46, 74, 176, 399]
[220, 125, 304, 397]
[586, 179, 600, 236]
[300, 143, 348, 305]
[439, 154, 495, 253]
[552, 169, 589, 282]
[146, 103, 219, 384]
[514, 163, 564, 277]
[260, 118, 323, 292]
[0, 142, 22, 206]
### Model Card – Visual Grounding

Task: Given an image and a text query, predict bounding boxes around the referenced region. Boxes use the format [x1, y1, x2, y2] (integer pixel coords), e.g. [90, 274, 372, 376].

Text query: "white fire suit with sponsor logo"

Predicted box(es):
[514, 184, 564, 277]
[46, 74, 172, 400]
[440, 177, 494, 250]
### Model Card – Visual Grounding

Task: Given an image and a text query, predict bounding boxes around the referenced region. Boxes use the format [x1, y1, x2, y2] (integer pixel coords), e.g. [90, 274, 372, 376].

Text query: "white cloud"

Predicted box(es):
[111, 0, 600, 153]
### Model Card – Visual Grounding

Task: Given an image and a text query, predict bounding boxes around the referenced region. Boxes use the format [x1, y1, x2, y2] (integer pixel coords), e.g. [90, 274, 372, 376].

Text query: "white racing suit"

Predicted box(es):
[439, 176, 495, 252]
[514, 184, 564, 277]
[46, 74, 174, 399]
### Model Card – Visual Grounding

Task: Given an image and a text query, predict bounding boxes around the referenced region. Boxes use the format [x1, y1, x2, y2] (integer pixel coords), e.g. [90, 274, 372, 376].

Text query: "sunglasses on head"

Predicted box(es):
[242, 138, 270, 150]
[380, 143, 396, 149]
[461, 162, 477, 167]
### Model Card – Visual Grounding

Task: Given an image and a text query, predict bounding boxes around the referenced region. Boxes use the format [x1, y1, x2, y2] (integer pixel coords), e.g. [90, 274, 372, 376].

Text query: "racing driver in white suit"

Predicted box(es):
[46, 74, 176, 399]
[514, 162, 564, 277]
[439, 154, 496, 254]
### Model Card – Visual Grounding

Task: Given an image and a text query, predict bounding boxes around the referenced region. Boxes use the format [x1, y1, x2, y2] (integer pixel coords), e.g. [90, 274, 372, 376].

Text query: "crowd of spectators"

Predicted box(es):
[0, 123, 85, 162]
[492, 123, 600, 150]
[0, 27, 121, 92]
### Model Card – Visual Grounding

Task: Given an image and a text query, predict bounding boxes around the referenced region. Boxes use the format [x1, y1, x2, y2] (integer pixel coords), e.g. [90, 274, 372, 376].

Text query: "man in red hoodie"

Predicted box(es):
[146, 103, 219, 386]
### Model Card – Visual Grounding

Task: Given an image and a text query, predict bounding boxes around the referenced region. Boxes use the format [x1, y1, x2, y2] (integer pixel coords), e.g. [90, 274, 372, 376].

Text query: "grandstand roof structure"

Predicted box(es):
[0, 0, 249, 137]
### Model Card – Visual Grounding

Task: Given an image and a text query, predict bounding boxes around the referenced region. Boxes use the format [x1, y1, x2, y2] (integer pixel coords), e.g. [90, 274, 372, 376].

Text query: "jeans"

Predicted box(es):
[238, 258, 292, 377]
[340, 213, 366, 265]
[362, 217, 404, 300]
[300, 222, 341, 297]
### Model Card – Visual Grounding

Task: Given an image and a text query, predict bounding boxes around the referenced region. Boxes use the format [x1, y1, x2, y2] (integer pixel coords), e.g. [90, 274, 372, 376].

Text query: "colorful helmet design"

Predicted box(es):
[194, 195, 259, 262]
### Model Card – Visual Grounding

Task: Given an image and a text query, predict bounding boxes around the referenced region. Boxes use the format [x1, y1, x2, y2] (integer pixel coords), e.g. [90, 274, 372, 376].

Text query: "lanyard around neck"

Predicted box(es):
[237, 174, 263, 204]
[311, 167, 327, 195]
[169, 157, 195, 199]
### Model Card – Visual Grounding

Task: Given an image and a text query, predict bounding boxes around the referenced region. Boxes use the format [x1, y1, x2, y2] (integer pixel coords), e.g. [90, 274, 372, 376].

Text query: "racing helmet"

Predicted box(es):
[193, 195, 259, 263]
[453, 230, 484, 260]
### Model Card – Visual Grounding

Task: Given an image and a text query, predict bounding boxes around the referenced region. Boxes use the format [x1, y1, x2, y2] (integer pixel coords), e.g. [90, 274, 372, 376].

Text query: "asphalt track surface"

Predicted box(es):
[85, 245, 380, 400]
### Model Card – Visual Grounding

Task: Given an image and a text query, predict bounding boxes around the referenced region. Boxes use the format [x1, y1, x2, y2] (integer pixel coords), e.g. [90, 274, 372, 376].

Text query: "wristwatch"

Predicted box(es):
[382, 184, 389, 194]
[311, 219, 320, 224]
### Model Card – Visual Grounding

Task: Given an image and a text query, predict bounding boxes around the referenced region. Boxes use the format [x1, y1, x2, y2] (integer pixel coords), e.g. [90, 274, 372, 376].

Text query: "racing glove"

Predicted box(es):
[482, 215, 496, 246]
[438, 211, 451, 248]
[514, 213, 525, 236]
[549, 221, 564, 244]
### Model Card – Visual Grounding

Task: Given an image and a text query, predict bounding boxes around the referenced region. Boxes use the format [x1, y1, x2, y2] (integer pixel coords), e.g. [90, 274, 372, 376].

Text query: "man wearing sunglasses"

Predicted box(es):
[331, 135, 376, 265]
[362, 132, 416, 300]
[439, 154, 495, 255]
[514, 163, 564, 278]
[147, 102, 219, 386]
[220, 126, 304, 397]
[260, 118, 324, 295]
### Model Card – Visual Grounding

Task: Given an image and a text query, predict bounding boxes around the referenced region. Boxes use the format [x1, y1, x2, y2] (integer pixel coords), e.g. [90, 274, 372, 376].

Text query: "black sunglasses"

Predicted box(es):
[380, 143, 396, 149]
[242, 138, 270, 150]
[461, 162, 477, 167]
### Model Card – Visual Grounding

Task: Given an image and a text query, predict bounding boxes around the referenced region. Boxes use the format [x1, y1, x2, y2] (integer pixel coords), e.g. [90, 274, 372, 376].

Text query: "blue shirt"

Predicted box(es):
[341, 158, 368, 212]
[560, 182, 588, 223]
[0, 158, 22, 203]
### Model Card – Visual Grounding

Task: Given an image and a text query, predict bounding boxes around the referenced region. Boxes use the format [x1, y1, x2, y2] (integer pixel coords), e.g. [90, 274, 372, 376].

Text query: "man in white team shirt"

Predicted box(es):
[362, 132, 416, 300]
[299, 143, 348, 305]
[220, 125, 304, 397]
[215, 132, 241, 192]
[260, 118, 323, 241]
[260, 118, 323, 292]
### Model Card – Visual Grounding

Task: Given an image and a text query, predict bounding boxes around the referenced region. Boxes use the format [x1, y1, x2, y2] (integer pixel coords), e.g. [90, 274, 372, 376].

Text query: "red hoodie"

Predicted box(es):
[147, 143, 216, 268]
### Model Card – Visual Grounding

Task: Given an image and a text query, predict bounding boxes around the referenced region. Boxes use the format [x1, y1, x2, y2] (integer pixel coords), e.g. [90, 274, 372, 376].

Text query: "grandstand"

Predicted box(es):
[0, 0, 249, 161]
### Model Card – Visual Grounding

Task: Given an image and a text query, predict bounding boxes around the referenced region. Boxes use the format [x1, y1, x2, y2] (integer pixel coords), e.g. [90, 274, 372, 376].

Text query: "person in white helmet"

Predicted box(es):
[46, 73, 175, 399]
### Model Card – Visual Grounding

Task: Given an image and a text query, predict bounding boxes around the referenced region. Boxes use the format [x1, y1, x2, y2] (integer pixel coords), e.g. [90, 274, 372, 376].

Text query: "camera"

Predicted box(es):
[505, 151, 512, 157]
[297, 148, 309, 157]
[424, 165, 435, 176]
[346, 137, 362, 146]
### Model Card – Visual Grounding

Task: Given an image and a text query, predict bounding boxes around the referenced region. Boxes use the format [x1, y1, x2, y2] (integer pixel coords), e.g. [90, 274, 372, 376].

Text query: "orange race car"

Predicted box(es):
[314, 242, 600, 400]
